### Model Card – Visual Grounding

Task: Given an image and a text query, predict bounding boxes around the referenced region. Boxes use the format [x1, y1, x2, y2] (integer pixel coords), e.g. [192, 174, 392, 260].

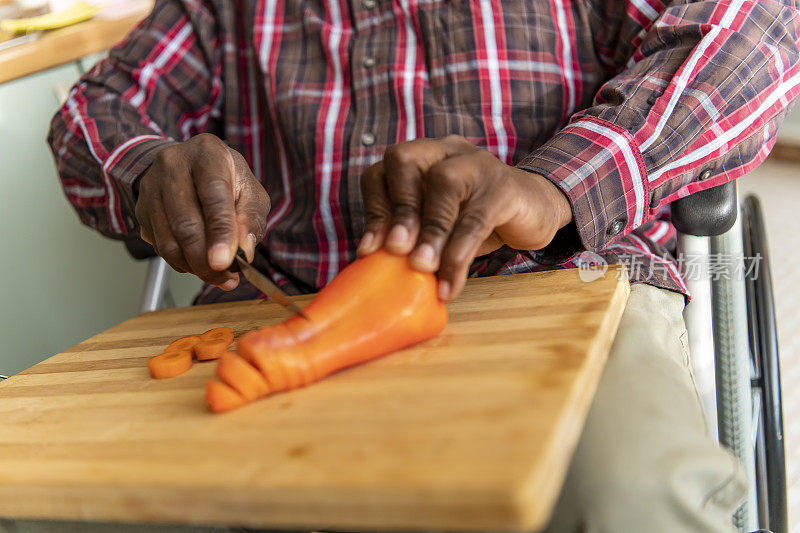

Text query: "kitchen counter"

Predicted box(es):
[0, 1, 152, 84]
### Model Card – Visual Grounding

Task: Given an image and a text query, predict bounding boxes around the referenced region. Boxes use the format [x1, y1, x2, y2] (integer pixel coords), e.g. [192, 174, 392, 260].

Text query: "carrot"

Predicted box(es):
[201, 327, 234, 343]
[148, 329, 234, 380]
[194, 327, 234, 361]
[148, 350, 193, 379]
[208, 249, 448, 411]
[206, 380, 247, 413]
[215, 352, 270, 400]
[165, 335, 200, 353]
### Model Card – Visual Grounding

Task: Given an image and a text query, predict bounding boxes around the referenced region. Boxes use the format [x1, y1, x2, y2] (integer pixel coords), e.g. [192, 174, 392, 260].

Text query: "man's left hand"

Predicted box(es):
[358, 135, 573, 301]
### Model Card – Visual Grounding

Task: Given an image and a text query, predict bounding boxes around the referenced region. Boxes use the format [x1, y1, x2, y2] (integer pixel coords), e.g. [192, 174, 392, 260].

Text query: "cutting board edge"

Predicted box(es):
[509, 267, 630, 530]
[0, 482, 542, 532]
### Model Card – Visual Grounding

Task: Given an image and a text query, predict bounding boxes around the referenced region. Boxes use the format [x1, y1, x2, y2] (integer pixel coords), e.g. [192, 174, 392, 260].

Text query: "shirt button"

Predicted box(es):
[362, 56, 376, 68]
[698, 168, 713, 181]
[362, 0, 376, 8]
[361, 132, 376, 146]
[607, 219, 624, 237]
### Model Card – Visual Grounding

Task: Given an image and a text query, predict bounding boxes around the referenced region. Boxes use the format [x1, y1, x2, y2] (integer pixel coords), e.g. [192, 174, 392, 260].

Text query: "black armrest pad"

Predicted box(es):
[124, 239, 157, 260]
[671, 181, 738, 237]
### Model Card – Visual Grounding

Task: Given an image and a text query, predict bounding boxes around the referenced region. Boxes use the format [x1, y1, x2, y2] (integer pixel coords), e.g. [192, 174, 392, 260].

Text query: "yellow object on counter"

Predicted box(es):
[0, 2, 98, 34]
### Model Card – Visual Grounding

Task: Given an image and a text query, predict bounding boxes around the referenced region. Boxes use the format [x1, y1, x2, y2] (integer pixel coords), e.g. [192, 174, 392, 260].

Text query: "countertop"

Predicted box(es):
[0, 1, 152, 84]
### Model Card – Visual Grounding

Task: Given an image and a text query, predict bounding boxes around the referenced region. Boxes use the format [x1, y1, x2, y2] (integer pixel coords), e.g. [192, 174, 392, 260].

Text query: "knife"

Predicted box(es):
[228, 249, 310, 320]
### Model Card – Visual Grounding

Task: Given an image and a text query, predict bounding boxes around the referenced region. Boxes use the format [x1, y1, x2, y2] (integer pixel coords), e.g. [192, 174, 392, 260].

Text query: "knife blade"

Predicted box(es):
[228, 249, 309, 320]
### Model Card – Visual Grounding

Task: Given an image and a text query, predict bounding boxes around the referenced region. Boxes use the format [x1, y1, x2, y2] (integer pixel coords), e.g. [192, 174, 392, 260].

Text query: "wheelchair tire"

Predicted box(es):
[742, 195, 787, 533]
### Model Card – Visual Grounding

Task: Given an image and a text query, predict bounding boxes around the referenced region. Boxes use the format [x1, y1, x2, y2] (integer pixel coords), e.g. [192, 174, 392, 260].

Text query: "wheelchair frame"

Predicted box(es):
[675, 183, 786, 533]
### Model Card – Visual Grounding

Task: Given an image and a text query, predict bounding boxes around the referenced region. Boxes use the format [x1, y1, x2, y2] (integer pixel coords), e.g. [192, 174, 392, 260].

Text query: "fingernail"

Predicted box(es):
[438, 279, 450, 301]
[358, 231, 375, 255]
[209, 243, 232, 270]
[246, 233, 257, 261]
[386, 225, 409, 248]
[219, 278, 238, 291]
[411, 243, 436, 270]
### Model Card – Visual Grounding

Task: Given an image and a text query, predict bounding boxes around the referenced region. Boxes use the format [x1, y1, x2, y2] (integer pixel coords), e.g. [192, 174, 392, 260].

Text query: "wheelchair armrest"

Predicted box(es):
[671, 181, 738, 237]
[123, 238, 157, 260]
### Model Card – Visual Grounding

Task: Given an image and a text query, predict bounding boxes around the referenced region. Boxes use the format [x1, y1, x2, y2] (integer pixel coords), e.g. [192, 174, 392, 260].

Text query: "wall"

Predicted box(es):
[780, 105, 800, 142]
[0, 64, 201, 375]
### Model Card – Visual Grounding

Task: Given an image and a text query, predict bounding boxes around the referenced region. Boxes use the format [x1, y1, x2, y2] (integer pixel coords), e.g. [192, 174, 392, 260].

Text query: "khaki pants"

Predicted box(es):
[1, 284, 747, 533]
[543, 283, 747, 532]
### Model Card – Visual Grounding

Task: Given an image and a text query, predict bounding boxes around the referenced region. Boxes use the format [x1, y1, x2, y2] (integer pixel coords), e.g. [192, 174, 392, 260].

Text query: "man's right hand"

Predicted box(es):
[134, 134, 270, 290]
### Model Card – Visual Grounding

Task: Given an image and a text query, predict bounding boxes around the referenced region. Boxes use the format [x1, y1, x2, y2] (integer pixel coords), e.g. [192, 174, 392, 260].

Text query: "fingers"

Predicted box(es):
[234, 165, 270, 262]
[407, 153, 502, 301]
[136, 181, 191, 274]
[161, 167, 237, 287]
[357, 136, 501, 301]
[133, 135, 268, 290]
[437, 208, 497, 300]
[358, 161, 391, 256]
[407, 156, 471, 272]
[147, 200, 190, 273]
[191, 137, 239, 271]
[381, 142, 428, 254]
[237, 225, 257, 263]
[359, 136, 476, 256]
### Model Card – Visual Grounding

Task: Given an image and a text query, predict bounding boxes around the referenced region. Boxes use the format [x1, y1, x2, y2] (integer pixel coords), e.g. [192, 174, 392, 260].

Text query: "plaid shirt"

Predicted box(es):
[49, 0, 800, 303]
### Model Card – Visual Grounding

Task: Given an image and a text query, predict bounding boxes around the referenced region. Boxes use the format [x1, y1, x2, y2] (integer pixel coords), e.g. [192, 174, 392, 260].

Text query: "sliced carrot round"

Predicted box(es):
[200, 327, 234, 343]
[276, 349, 315, 388]
[148, 350, 193, 379]
[194, 339, 231, 361]
[236, 328, 268, 364]
[251, 352, 291, 393]
[193, 327, 234, 360]
[165, 335, 200, 353]
[206, 380, 247, 413]
[215, 352, 271, 401]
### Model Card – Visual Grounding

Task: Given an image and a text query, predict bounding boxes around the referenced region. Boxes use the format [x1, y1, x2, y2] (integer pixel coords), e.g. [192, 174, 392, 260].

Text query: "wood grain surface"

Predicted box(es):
[0, 266, 629, 532]
[0, 2, 152, 84]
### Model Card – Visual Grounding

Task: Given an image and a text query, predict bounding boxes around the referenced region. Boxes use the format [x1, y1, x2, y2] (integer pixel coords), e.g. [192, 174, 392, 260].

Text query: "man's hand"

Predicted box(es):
[135, 134, 270, 290]
[358, 135, 572, 301]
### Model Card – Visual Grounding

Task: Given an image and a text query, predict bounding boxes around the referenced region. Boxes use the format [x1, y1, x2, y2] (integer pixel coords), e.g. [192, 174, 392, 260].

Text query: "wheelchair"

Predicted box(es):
[673, 181, 786, 533]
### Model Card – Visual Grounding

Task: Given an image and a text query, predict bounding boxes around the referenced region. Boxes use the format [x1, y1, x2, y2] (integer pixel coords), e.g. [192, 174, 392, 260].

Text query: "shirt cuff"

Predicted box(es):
[516, 116, 650, 255]
[104, 135, 177, 234]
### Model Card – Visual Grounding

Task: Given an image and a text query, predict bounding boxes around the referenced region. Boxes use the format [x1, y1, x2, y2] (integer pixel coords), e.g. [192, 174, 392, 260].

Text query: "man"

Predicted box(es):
[47, 0, 799, 531]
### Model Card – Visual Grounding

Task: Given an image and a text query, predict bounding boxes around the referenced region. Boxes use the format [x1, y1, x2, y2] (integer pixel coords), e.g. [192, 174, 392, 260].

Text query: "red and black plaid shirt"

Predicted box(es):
[49, 0, 800, 303]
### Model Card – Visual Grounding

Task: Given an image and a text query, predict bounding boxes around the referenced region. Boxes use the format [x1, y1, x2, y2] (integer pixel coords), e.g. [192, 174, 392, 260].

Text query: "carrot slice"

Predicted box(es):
[194, 339, 230, 361]
[206, 380, 247, 413]
[237, 328, 271, 364]
[200, 327, 234, 343]
[249, 352, 291, 393]
[215, 352, 271, 401]
[148, 350, 193, 379]
[165, 335, 200, 353]
[194, 327, 234, 361]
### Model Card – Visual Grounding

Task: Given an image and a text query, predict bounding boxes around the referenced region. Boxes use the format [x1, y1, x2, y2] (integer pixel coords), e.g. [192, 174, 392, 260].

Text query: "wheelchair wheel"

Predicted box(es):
[741, 195, 787, 533]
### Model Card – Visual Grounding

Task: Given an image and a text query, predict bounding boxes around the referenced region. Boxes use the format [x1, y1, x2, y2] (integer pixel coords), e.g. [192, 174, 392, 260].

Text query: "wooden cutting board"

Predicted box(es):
[0, 266, 628, 532]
